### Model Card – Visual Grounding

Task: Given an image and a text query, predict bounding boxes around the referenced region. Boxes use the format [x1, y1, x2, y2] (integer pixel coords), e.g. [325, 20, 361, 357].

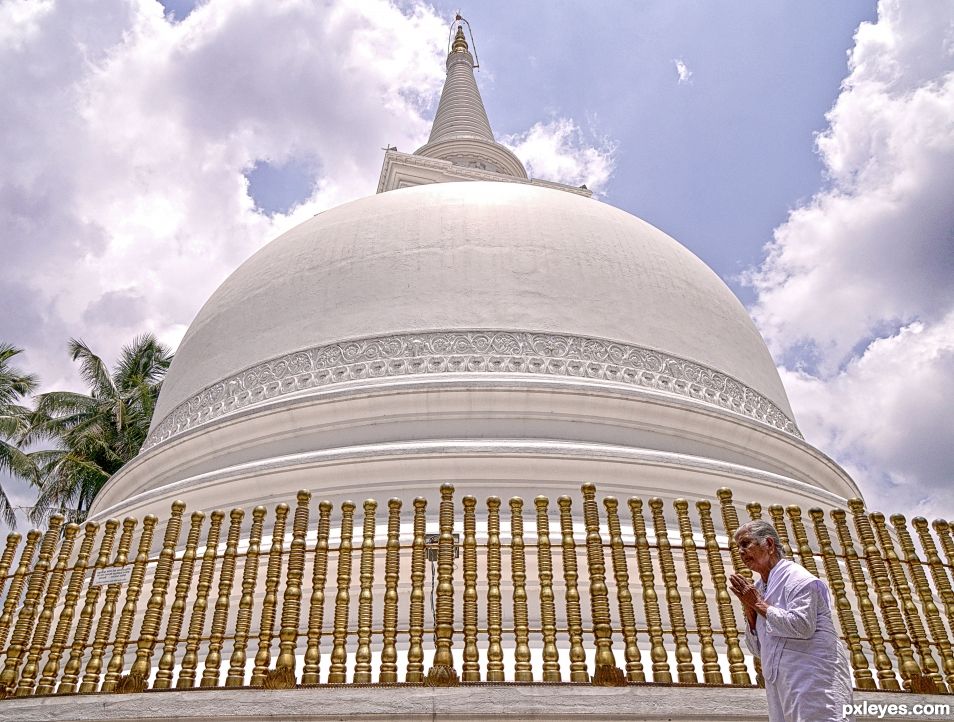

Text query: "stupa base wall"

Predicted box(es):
[90, 437, 850, 525]
[94, 373, 859, 521]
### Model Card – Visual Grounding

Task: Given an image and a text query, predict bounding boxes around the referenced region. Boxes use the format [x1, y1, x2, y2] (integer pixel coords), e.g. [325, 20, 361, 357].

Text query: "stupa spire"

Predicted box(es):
[427, 17, 494, 144]
[412, 15, 528, 179]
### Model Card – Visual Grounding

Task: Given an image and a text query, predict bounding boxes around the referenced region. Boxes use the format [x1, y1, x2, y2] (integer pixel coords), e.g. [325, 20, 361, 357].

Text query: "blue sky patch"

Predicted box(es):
[159, 0, 199, 23]
[245, 158, 319, 216]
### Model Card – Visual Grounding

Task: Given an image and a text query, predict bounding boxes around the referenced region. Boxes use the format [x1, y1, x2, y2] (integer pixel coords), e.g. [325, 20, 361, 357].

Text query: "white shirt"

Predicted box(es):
[744, 558, 854, 722]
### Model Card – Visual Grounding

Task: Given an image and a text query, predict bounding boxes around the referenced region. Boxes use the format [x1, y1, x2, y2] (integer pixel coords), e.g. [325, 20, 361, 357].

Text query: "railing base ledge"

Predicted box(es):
[2, 684, 951, 722]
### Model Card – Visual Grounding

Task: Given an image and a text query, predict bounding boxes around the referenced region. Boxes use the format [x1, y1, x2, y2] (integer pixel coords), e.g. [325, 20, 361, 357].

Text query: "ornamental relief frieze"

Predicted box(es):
[143, 331, 802, 451]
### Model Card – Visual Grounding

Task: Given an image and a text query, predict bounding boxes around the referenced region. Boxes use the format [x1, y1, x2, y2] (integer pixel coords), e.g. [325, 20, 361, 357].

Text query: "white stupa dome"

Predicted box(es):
[89, 25, 859, 521]
[152, 181, 794, 433]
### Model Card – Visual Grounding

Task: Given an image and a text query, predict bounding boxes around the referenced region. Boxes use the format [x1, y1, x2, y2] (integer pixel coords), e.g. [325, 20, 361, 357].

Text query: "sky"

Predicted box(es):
[1, 0, 952, 527]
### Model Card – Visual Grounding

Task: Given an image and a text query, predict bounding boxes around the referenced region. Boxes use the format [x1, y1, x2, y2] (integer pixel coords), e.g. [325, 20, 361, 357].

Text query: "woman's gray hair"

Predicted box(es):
[734, 520, 787, 559]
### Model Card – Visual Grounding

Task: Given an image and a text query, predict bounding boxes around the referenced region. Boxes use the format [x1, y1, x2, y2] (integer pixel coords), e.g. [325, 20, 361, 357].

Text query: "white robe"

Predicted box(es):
[744, 559, 854, 722]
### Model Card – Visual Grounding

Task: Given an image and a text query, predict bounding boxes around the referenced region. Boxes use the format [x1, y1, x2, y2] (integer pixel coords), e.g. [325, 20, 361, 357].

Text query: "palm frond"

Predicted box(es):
[21, 334, 172, 525]
[0, 487, 18, 529]
[0, 342, 41, 527]
[0, 438, 38, 482]
[115, 334, 172, 389]
[68, 338, 116, 397]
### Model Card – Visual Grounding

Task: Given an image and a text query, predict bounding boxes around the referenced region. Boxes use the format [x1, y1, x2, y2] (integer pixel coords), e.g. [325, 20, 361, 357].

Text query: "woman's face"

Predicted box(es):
[736, 531, 776, 578]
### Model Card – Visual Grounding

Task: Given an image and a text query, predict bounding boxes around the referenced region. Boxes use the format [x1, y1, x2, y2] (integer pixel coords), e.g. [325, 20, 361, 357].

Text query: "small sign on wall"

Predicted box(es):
[91, 566, 133, 587]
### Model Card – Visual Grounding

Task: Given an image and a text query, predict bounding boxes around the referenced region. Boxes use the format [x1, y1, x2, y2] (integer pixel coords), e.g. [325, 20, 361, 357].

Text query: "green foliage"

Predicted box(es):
[0, 343, 40, 527]
[24, 334, 173, 524]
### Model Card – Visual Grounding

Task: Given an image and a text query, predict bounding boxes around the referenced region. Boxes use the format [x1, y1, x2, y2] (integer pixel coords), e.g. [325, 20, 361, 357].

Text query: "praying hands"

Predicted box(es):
[730, 573, 767, 631]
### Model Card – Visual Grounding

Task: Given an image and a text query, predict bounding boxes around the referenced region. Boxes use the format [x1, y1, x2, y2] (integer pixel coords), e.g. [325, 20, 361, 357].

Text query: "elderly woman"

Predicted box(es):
[729, 520, 853, 722]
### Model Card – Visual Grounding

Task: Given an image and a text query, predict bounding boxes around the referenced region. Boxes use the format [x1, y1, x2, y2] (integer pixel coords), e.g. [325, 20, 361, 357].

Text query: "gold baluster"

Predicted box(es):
[328, 500, 355, 684]
[0, 532, 22, 657]
[892, 514, 954, 692]
[202, 509, 244, 688]
[485, 496, 504, 682]
[718, 490, 749, 579]
[535, 496, 560, 682]
[809, 508, 874, 690]
[380, 499, 402, 684]
[933, 519, 954, 684]
[917, 519, 954, 631]
[267, 492, 311, 689]
[80, 517, 136, 694]
[870, 511, 942, 692]
[0, 517, 62, 698]
[767, 504, 794, 561]
[559, 496, 588, 683]
[0, 529, 40, 652]
[786, 506, 819, 576]
[37, 522, 97, 695]
[832, 508, 898, 690]
[250, 503, 288, 687]
[718, 488, 762, 687]
[180, 510, 225, 688]
[226, 506, 266, 687]
[461, 496, 479, 682]
[674, 499, 720, 684]
[934, 520, 954, 569]
[406, 497, 426, 684]
[17, 522, 79, 696]
[155, 511, 204, 690]
[102, 515, 157, 693]
[425, 483, 459, 686]
[302, 501, 332, 685]
[697, 500, 749, 685]
[582, 483, 625, 686]
[510, 497, 532, 682]
[746, 502, 762, 521]
[117, 500, 186, 694]
[0, 533, 21, 602]
[632, 496, 678, 680]
[59, 521, 117, 694]
[604, 497, 643, 682]
[850, 500, 926, 691]
[353, 499, 377, 684]
[933, 518, 954, 659]
[628, 498, 670, 683]
[650, 496, 696, 684]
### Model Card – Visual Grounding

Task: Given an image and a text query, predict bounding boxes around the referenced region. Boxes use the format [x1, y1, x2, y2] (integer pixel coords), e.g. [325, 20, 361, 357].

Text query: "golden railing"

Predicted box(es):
[0, 482, 952, 698]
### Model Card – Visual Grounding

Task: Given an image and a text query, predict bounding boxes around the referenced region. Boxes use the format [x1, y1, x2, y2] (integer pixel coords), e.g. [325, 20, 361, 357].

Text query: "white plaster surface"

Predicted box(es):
[91, 436, 854, 524]
[96, 371, 858, 519]
[153, 181, 793, 429]
[412, 45, 527, 179]
[2, 685, 950, 721]
[427, 47, 495, 144]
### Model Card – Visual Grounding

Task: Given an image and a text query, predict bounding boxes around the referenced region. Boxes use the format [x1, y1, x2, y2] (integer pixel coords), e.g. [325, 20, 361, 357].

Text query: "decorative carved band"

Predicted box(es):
[144, 331, 801, 451]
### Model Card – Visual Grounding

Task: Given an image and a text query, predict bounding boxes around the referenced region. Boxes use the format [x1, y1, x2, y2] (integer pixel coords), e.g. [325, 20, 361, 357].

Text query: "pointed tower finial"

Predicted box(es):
[411, 15, 527, 179]
[379, 14, 594, 194]
[451, 24, 469, 54]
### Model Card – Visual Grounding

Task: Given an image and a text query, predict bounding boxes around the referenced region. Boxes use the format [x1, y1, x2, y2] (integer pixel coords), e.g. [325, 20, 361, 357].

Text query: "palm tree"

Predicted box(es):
[23, 334, 172, 523]
[0, 343, 39, 528]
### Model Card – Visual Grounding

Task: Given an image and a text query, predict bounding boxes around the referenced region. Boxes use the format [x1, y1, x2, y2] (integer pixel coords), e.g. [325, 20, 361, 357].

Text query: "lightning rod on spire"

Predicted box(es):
[447, 12, 479, 69]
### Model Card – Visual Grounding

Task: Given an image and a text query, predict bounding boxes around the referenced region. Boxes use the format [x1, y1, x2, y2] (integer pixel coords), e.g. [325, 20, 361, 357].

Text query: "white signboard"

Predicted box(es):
[92, 566, 133, 587]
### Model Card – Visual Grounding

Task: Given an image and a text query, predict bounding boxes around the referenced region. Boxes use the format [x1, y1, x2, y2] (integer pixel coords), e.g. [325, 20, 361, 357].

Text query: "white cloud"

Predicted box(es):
[674, 58, 692, 84]
[781, 313, 954, 517]
[503, 117, 617, 193]
[1, 0, 448, 393]
[0, 0, 619, 531]
[746, 0, 954, 515]
[1, 0, 616, 409]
